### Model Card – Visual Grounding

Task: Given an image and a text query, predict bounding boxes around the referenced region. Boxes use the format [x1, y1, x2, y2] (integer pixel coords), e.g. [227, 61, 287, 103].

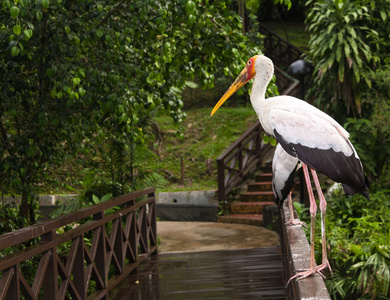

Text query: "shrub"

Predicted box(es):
[297, 189, 390, 299]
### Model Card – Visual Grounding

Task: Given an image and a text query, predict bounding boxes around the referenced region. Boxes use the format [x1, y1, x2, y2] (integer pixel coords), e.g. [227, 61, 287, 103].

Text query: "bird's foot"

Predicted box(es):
[285, 219, 307, 228]
[286, 267, 325, 287]
[317, 259, 333, 276]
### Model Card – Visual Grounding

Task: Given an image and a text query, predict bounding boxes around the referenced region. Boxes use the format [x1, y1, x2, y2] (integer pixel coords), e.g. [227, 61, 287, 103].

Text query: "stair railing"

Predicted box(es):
[216, 121, 272, 204]
[258, 23, 303, 70]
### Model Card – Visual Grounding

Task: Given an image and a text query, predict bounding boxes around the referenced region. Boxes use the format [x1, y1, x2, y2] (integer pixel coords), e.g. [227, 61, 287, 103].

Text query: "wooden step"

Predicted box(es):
[247, 182, 273, 192]
[230, 201, 275, 214]
[218, 214, 263, 226]
[255, 172, 273, 182]
[240, 191, 275, 202]
[261, 166, 272, 173]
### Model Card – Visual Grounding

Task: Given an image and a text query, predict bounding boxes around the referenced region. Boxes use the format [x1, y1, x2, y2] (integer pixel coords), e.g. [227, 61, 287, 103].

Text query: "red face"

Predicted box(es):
[210, 55, 258, 116]
[245, 56, 257, 82]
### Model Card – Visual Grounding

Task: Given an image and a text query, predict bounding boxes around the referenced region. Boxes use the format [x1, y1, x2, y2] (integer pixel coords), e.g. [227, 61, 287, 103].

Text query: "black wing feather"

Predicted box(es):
[274, 129, 369, 199]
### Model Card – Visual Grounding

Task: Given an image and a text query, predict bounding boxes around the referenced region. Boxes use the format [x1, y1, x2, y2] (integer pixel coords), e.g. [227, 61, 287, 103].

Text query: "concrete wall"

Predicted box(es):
[5, 190, 219, 222]
[2, 194, 77, 206]
[156, 190, 218, 222]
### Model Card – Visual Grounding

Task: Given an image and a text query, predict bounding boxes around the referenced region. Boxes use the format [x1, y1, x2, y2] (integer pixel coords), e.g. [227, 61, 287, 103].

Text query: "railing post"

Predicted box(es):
[141, 208, 148, 254]
[93, 212, 108, 287]
[238, 142, 243, 177]
[41, 231, 58, 300]
[0, 266, 19, 300]
[148, 190, 158, 254]
[73, 236, 86, 299]
[256, 125, 262, 170]
[217, 158, 225, 204]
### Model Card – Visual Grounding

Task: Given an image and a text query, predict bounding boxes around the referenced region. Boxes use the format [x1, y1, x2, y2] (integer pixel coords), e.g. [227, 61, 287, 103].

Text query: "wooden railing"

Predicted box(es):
[0, 187, 157, 300]
[259, 23, 303, 71]
[275, 66, 300, 97]
[216, 120, 273, 204]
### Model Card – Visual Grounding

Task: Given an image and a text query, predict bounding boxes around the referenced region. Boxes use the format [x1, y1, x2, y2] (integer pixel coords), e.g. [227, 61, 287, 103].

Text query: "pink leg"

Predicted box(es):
[311, 169, 333, 275]
[287, 163, 323, 285]
[285, 192, 307, 228]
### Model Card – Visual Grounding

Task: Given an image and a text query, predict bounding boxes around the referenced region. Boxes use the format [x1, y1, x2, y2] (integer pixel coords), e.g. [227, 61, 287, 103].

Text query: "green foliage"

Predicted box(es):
[305, 0, 390, 187]
[273, 0, 292, 10]
[305, 0, 383, 120]
[0, 203, 30, 235]
[297, 189, 390, 299]
[326, 191, 390, 299]
[344, 67, 390, 183]
[0, 0, 261, 222]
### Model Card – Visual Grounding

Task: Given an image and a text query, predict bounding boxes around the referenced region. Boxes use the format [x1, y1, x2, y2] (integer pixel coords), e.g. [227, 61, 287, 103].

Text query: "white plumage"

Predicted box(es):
[272, 143, 299, 203]
[272, 144, 306, 228]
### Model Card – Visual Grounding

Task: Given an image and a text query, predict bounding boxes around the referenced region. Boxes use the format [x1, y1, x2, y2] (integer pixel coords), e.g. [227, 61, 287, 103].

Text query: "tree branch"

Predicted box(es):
[0, 116, 8, 143]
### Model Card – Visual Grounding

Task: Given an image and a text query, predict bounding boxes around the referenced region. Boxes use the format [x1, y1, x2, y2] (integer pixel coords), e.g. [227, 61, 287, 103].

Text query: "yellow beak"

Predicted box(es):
[211, 53, 261, 116]
[210, 66, 250, 116]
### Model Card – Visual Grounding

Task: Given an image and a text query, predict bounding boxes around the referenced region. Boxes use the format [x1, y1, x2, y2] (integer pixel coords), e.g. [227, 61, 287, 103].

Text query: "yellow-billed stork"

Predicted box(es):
[211, 55, 369, 283]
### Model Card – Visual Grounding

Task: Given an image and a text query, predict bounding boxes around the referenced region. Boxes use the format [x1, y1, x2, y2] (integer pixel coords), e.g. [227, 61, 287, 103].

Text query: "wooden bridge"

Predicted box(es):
[0, 187, 330, 299]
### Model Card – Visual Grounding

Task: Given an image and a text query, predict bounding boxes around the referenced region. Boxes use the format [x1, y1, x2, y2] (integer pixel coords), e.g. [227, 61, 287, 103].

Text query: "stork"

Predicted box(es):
[272, 143, 306, 228]
[210, 55, 369, 283]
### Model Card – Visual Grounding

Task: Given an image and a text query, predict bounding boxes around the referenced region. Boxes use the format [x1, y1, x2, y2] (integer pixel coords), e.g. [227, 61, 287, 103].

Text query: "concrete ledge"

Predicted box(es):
[157, 190, 217, 205]
[281, 201, 331, 299]
[2, 194, 78, 206]
[156, 190, 218, 222]
[156, 203, 217, 222]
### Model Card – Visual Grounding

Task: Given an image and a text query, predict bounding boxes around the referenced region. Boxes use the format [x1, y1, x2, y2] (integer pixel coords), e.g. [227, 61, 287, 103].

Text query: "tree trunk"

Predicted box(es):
[20, 191, 36, 225]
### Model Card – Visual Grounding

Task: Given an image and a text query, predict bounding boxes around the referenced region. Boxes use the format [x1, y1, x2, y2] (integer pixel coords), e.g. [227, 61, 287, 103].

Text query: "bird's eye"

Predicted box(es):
[248, 60, 252, 64]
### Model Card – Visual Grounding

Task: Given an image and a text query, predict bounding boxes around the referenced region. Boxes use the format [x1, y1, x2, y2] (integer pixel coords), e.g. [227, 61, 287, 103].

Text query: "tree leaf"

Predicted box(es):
[35, 10, 43, 20]
[346, 26, 356, 39]
[185, 81, 198, 89]
[344, 43, 350, 59]
[41, 0, 49, 9]
[101, 193, 112, 202]
[11, 46, 20, 56]
[336, 44, 342, 62]
[10, 6, 20, 18]
[338, 61, 344, 82]
[380, 10, 387, 22]
[23, 29, 33, 40]
[92, 194, 100, 204]
[352, 64, 360, 82]
[13, 25, 22, 35]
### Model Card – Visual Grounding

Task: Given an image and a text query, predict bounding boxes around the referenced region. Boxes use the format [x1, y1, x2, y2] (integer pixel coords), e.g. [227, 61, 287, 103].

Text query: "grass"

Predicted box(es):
[147, 106, 258, 192]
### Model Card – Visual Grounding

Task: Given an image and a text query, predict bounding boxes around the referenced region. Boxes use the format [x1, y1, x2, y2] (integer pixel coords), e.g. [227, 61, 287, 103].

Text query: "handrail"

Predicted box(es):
[0, 187, 157, 300]
[216, 120, 272, 204]
[259, 23, 303, 70]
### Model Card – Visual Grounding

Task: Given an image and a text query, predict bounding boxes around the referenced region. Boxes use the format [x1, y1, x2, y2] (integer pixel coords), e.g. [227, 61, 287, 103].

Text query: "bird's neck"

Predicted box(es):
[250, 68, 273, 114]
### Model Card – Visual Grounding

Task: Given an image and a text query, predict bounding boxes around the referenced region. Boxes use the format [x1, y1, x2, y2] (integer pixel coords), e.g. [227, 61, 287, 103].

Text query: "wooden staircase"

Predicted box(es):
[218, 170, 276, 227]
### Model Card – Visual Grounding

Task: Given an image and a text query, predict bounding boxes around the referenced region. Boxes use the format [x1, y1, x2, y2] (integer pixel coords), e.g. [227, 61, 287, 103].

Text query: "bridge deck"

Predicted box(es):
[110, 247, 287, 299]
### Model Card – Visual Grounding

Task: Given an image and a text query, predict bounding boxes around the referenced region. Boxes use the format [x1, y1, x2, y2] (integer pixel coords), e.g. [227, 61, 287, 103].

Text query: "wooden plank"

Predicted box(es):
[110, 247, 287, 300]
